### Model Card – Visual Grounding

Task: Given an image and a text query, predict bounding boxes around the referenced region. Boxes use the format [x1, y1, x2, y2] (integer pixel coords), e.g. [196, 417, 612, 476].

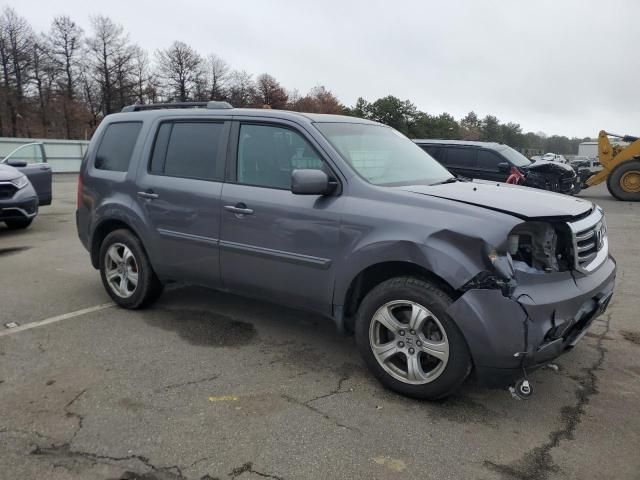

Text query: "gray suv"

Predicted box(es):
[77, 102, 616, 400]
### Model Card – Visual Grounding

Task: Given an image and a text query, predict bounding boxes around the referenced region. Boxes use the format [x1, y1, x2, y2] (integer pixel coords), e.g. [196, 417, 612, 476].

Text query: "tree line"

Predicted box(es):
[0, 6, 589, 154]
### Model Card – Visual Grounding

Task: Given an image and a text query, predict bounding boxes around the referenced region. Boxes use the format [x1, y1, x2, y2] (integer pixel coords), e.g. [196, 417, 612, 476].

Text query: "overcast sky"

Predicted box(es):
[10, 0, 640, 137]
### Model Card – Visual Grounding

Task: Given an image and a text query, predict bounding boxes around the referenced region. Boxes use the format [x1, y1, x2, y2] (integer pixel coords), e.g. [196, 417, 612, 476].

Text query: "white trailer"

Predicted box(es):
[578, 141, 598, 159]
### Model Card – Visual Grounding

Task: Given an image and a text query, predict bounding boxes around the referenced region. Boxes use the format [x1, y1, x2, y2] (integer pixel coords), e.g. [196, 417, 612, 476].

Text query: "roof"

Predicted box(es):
[413, 139, 506, 150]
[109, 105, 381, 126]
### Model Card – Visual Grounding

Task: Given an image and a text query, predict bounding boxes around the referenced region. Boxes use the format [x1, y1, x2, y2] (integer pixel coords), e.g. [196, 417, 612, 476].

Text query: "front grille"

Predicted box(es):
[568, 208, 607, 273]
[0, 182, 17, 199]
[575, 225, 600, 266]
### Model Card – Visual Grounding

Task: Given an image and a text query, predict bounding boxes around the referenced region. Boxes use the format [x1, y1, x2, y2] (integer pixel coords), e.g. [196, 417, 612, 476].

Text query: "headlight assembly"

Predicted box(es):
[11, 175, 29, 189]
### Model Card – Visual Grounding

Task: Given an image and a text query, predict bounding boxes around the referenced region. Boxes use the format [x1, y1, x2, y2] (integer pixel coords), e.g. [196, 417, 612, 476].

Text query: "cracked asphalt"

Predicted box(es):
[1, 175, 639, 480]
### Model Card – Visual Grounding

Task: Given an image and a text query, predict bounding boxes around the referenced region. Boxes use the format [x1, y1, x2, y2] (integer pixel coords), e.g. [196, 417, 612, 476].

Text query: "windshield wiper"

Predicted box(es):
[430, 176, 458, 185]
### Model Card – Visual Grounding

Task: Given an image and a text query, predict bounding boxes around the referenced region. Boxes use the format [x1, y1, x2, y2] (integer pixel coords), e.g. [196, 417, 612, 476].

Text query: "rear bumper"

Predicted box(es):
[447, 256, 616, 387]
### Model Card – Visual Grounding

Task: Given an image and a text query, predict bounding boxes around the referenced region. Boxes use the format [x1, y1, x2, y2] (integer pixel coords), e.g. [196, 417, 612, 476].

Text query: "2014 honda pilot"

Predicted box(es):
[76, 102, 616, 399]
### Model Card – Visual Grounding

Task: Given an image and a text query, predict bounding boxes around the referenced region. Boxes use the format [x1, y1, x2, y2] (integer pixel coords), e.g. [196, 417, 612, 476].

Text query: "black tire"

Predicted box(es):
[5, 218, 33, 229]
[606, 159, 640, 201]
[355, 277, 472, 400]
[99, 229, 163, 309]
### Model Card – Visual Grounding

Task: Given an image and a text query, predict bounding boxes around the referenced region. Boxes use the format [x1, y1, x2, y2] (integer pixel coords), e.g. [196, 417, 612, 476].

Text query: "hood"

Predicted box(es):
[0, 163, 21, 181]
[523, 159, 575, 176]
[398, 180, 592, 219]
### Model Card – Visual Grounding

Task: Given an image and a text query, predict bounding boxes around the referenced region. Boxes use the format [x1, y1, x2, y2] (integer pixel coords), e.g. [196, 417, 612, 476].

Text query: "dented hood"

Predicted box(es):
[399, 180, 593, 219]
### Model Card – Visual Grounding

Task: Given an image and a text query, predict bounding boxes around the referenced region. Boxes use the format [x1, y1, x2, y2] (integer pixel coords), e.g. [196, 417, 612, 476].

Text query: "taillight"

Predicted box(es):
[77, 175, 82, 209]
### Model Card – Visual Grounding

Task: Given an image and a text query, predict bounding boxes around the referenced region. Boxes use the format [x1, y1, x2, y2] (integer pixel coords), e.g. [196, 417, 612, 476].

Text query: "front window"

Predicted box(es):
[315, 123, 452, 186]
[499, 146, 531, 167]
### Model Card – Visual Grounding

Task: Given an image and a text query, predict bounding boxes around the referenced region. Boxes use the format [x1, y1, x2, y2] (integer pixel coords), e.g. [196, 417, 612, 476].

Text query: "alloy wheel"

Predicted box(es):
[369, 300, 449, 385]
[104, 243, 139, 298]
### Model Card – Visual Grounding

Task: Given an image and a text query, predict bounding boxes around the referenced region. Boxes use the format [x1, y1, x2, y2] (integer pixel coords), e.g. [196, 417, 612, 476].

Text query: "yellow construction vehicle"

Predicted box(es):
[586, 130, 640, 201]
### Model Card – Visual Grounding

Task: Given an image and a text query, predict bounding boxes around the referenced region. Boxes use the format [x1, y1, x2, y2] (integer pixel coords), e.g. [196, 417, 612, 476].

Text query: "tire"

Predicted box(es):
[99, 229, 163, 309]
[606, 159, 640, 201]
[355, 277, 472, 400]
[5, 218, 33, 230]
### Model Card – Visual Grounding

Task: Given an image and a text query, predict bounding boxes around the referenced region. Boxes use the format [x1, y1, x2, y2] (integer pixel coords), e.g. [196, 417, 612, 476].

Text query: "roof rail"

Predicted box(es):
[121, 101, 233, 113]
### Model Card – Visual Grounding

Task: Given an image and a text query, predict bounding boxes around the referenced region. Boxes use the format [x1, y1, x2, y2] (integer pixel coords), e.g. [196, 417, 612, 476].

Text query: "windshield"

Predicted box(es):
[499, 146, 531, 167]
[315, 122, 452, 186]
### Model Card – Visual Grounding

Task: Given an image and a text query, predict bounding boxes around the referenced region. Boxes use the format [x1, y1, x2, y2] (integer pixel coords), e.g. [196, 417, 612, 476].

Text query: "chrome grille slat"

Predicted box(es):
[577, 242, 596, 252]
[576, 230, 594, 241]
[567, 207, 607, 274]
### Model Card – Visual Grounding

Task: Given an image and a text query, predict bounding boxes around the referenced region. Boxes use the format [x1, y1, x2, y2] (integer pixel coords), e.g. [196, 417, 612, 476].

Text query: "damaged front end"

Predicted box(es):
[521, 160, 579, 194]
[447, 206, 616, 387]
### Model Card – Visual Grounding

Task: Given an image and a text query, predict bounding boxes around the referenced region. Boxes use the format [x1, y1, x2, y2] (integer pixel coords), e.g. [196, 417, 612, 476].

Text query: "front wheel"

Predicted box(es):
[355, 277, 472, 400]
[99, 229, 163, 309]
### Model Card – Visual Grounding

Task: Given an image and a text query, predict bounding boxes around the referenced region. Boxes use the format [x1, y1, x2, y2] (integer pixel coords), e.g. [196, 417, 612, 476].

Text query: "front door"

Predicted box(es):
[134, 119, 229, 287]
[219, 121, 342, 315]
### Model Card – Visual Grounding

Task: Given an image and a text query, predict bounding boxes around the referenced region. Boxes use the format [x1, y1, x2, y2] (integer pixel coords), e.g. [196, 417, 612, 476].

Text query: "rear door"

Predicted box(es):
[133, 118, 229, 287]
[2, 143, 52, 205]
[218, 120, 342, 315]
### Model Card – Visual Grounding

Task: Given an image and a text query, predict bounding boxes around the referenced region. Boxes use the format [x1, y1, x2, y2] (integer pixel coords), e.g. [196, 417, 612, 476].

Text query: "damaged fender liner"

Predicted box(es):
[446, 255, 616, 387]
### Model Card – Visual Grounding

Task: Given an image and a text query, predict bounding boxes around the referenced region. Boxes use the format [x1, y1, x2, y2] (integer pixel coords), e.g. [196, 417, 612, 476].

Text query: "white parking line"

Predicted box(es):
[0, 303, 114, 337]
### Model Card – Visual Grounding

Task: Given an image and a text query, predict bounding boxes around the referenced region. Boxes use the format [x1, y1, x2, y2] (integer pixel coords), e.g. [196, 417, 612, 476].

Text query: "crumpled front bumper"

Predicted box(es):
[447, 255, 616, 387]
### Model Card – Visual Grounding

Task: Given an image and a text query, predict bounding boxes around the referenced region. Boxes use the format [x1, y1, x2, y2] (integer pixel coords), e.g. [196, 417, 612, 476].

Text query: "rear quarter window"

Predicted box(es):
[95, 122, 142, 172]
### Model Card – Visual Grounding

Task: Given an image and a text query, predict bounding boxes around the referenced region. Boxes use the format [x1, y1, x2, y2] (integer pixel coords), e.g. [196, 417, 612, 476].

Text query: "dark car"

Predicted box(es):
[414, 140, 580, 195]
[77, 102, 615, 400]
[0, 162, 40, 229]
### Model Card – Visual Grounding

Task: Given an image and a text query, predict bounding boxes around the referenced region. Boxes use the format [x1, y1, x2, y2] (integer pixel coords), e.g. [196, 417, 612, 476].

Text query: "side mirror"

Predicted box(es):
[6, 158, 28, 168]
[291, 169, 335, 195]
[497, 162, 510, 173]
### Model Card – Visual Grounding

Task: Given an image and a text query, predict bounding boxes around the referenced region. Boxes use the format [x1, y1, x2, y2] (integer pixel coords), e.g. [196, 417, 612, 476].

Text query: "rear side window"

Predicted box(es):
[95, 122, 142, 172]
[150, 122, 224, 181]
[445, 147, 477, 168]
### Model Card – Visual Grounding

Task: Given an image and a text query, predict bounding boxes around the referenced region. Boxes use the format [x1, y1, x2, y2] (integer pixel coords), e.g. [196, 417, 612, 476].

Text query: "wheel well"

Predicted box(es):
[342, 261, 458, 328]
[90, 219, 133, 269]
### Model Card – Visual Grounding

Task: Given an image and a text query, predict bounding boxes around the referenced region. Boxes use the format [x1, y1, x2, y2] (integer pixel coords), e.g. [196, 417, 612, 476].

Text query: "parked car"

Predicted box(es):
[415, 140, 581, 195]
[77, 103, 615, 400]
[540, 152, 568, 164]
[1, 142, 52, 206]
[0, 162, 39, 229]
[570, 156, 602, 174]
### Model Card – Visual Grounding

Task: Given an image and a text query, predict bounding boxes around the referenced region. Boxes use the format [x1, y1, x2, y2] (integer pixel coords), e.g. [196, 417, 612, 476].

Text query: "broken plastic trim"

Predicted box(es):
[460, 270, 516, 297]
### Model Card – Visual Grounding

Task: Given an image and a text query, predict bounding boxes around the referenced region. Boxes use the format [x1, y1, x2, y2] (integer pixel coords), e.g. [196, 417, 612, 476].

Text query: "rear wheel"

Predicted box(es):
[5, 218, 33, 230]
[99, 229, 163, 309]
[607, 159, 640, 201]
[355, 277, 472, 400]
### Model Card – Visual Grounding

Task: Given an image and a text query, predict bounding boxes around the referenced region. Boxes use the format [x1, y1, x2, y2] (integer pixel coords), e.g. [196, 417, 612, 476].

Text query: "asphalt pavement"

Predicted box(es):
[0, 175, 638, 479]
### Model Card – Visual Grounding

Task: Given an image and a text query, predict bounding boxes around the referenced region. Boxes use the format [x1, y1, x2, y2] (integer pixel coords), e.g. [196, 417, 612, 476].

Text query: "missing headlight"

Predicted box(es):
[509, 222, 572, 272]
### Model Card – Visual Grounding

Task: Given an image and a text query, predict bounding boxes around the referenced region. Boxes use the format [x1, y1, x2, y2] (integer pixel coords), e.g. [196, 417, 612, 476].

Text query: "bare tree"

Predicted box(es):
[130, 45, 155, 104]
[30, 36, 57, 135]
[227, 70, 255, 107]
[255, 73, 288, 109]
[48, 16, 83, 138]
[87, 15, 134, 115]
[206, 53, 228, 100]
[156, 41, 203, 102]
[0, 7, 34, 136]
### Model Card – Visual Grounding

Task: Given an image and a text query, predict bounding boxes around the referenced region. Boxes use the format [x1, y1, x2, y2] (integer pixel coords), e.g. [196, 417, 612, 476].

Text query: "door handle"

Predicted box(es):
[39, 165, 50, 170]
[224, 204, 254, 216]
[137, 191, 159, 200]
